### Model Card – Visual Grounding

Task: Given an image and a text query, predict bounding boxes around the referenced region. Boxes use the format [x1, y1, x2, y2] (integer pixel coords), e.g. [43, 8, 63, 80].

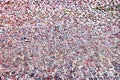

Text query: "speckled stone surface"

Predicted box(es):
[0, 0, 120, 80]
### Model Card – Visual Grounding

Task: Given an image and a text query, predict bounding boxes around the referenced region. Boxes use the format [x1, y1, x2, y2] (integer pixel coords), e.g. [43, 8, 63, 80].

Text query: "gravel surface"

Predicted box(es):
[0, 0, 120, 80]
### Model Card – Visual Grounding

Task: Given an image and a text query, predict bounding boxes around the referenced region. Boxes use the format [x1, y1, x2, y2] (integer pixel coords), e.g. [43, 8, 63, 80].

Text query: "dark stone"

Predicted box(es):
[93, 77, 97, 80]
[111, 61, 120, 73]
[89, 78, 94, 80]
[11, 71, 15, 75]
[30, 73, 35, 77]
[21, 37, 26, 40]
[54, 74, 62, 80]
[114, 66, 120, 73]
[99, 77, 103, 80]
[103, 73, 107, 76]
